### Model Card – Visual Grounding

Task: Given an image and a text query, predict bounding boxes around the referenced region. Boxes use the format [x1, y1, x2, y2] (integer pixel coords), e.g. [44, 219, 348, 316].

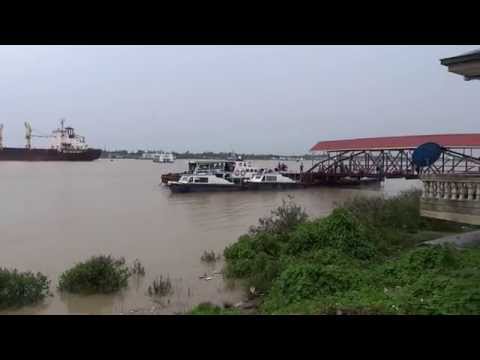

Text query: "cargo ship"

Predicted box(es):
[0, 120, 102, 161]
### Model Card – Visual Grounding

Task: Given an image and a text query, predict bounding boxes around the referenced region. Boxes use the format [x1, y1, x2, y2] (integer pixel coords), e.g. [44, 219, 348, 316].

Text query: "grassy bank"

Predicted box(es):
[215, 190, 480, 315]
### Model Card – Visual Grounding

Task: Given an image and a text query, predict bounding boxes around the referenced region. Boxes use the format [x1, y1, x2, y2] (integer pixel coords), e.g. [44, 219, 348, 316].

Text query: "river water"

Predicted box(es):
[0, 159, 422, 314]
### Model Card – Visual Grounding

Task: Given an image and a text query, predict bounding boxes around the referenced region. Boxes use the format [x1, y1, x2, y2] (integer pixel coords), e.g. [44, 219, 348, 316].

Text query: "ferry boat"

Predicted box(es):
[154, 152, 175, 163]
[244, 171, 302, 190]
[167, 174, 243, 193]
[0, 120, 101, 161]
[161, 159, 259, 185]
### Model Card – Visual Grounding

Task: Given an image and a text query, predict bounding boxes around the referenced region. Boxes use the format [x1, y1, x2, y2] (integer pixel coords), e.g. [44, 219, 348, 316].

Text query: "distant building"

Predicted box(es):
[440, 49, 480, 81]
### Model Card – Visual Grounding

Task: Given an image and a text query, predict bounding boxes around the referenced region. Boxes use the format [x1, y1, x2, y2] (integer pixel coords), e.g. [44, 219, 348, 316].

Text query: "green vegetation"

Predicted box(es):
[58, 255, 131, 294]
[0, 268, 50, 310]
[147, 275, 173, 297]
[200, 250, 221, 263]
[131, 259, 146, 276]
[221, 191, 480, 314]
[188, 302, 241, 315]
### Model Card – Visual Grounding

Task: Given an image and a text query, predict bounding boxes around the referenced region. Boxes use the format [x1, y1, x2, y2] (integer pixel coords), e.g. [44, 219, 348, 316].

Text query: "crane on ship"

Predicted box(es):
[24, 119, 67, 149]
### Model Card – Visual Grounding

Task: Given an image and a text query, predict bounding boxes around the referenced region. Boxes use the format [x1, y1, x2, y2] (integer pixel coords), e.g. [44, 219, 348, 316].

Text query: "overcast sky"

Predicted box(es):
[0, 45, 478, 154]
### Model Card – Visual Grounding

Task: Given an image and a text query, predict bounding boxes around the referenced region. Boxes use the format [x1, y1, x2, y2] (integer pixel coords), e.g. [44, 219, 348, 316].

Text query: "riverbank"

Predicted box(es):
[189, 190, 480, 315]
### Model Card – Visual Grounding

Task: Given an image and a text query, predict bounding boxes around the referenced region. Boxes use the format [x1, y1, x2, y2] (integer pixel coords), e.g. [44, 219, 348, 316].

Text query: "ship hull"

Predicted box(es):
[168, 183, 244, 193]
[244, 182, 303, 191]
[0, 147, 102, 161]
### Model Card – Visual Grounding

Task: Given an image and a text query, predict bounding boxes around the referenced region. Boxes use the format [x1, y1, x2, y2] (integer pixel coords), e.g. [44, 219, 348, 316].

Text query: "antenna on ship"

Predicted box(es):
[24, 122, 32, 149]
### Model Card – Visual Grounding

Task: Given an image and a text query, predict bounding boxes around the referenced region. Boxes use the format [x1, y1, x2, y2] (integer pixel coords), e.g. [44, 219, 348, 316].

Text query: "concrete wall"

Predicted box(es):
[420, 198, 480, 225]
[420, 174, 480, 225]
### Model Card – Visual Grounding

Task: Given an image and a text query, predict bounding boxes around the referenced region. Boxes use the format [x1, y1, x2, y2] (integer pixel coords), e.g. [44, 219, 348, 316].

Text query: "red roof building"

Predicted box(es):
[310, 134, 480, 152]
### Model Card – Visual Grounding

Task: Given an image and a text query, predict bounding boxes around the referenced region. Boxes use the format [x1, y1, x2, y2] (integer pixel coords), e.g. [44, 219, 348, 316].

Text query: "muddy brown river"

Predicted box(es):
[0, 159, 422, 314]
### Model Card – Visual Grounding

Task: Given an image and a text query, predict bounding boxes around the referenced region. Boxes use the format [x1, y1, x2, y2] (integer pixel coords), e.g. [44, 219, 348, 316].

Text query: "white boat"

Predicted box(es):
[167, 174, 242, 193]
[187, 159, 260, 183]
[244, 171, 302, 190]
[231, 160, 260, 182]
[141, 152, 157, 160]
[154, 152, 175, 163]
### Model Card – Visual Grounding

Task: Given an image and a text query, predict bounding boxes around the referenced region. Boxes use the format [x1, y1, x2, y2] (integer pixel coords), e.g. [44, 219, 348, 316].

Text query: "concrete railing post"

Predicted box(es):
[467, 183, 475, 201]
[451, 182, 457, 200]
[443, 182, 451, 200]
[437, 182, 444, 199]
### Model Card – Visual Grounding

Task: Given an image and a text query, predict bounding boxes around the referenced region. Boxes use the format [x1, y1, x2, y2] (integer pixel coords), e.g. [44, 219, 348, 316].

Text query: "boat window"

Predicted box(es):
[188, 177, 194, 183]
[266, 176, 277, 182]
[195, 177, 209, 183]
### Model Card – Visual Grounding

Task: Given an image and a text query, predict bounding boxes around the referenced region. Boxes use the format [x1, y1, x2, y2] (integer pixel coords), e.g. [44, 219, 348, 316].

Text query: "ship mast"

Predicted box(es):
[59, 118, 66, 151]
[24, 122, 32, 149]
[0, 124, 3, 150]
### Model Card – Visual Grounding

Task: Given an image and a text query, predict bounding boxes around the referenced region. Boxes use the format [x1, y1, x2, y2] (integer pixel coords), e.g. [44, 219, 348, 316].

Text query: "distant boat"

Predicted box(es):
[141, 152, 156, 160]
[154, 152, 175, 163]
[0, 120, 101, 161]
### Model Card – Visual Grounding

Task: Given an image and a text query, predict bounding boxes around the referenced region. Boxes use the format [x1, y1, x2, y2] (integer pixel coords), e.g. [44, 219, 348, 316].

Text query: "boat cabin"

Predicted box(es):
[175, 174, 236, 186]
[249, 172, 297, 184]
[188, 160, 235, 174]
[231, 160, 259, 179]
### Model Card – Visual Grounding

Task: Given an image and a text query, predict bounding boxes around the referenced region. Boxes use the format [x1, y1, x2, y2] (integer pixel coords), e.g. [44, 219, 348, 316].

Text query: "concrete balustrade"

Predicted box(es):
[420, 174, 480, 225]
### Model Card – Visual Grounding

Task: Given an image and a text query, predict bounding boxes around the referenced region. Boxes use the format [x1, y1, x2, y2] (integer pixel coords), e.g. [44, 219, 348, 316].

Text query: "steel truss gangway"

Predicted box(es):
[300, 134, 480, 185]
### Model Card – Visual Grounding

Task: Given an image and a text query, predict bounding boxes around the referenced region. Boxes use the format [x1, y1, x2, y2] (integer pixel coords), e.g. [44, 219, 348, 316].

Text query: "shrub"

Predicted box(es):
[266, 261, 356, 307]
[200, 250, 220, 263]
[0, 268, 50, 310]
[188, 302, 241, 315]
[342, 189, 422, 232]
[248, 196, 308, 236]
[58, 255, 131, 294]
[379, 245, 459, 285]
[147, 275, 172, 297]
[313, 208, 379, 260]
[131, 259, 145, 276]
[224, 235, 259, 278]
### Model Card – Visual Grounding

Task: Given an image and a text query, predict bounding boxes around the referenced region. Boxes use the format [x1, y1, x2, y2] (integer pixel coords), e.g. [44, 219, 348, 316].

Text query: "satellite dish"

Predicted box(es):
[412, 142, 443, 168]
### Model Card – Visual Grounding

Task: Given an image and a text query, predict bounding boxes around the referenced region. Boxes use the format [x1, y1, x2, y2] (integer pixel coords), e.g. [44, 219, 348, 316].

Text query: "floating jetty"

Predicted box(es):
[161, 133, 480, 189]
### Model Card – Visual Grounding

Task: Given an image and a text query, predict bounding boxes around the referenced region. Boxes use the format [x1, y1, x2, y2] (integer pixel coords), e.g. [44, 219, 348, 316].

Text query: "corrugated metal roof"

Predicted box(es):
[459, 48, 480, 57]
[310, 134, 480, 152]
[441, 48, 480, 65]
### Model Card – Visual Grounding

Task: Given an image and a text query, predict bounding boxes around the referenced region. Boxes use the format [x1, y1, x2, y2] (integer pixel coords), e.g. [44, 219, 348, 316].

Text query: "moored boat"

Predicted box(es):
[167, 174, 243, 193]
[160, 159, 260, 185]
[244, 171, 303, 190]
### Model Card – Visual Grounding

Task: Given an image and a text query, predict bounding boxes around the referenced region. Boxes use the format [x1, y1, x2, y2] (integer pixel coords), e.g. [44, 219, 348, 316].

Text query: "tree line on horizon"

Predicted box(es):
[100, 150, 321, 160]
